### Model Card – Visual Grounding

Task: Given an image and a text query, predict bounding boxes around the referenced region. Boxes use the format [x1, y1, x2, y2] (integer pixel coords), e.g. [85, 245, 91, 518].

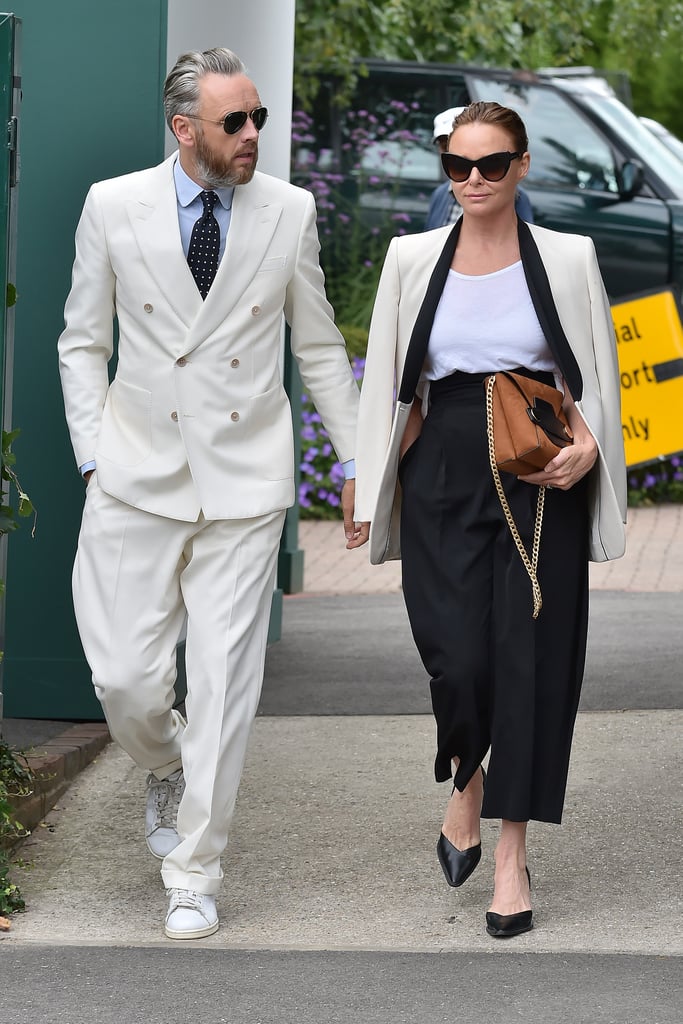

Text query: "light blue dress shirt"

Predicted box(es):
[173, 157, 234, 260]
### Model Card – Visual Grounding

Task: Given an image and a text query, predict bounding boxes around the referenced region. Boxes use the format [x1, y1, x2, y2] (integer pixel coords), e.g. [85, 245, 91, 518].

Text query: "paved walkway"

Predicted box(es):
[299, 503, 683, 594]
[2, 504, 681, 1024]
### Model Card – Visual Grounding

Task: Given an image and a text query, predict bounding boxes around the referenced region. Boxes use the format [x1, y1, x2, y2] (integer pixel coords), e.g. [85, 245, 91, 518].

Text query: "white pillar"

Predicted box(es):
[165, 0, 295, 180]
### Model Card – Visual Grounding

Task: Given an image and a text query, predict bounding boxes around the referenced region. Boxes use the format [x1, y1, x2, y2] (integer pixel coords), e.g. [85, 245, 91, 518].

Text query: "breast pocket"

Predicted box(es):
[257, 256, 288, 273]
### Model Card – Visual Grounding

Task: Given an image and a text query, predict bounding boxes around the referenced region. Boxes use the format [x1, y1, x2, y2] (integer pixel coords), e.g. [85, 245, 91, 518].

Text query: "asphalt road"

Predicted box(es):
[259, 592, 683, 715]
[3, 947, 681, 1024]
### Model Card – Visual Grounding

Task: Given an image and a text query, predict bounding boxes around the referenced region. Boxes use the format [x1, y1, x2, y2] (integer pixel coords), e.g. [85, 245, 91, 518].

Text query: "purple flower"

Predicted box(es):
[329, 463, 345, 485]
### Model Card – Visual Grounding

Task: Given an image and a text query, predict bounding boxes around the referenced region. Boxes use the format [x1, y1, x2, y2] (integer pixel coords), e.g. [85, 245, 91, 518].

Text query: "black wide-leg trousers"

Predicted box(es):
[399, 371, 589, 824]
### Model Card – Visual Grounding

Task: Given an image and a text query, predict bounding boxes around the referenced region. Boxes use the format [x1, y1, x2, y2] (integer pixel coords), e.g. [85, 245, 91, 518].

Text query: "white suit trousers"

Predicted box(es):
[73, 474, 286, 895]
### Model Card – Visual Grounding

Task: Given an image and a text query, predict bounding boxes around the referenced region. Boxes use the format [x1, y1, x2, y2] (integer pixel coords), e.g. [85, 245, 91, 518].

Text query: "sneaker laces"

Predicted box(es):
[146, 771, 185, 830]
[168, 888, 203, 913]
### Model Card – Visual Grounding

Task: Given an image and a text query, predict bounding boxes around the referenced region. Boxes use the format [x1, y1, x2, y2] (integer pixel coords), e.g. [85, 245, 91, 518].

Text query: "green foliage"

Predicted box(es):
[577, 1, 683, 135]
[294, 0, 683, 138]
[338, 323, 369, 361]
[292, 104, 421, 331]
[0, 429, 34, 913]
[0, 429, 34, 538]
[294, 0, 596, 104]
[0, 741, 34, 915]
[627, 456, 683, 506]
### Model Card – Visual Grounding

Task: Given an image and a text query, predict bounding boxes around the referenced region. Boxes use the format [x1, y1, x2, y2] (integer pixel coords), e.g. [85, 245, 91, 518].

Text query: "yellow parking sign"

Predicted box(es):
[612, 289, 683, 467]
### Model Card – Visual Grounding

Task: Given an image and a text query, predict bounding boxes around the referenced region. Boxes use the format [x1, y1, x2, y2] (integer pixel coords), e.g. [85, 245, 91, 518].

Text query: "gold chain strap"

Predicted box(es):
[485, 374, 545, 619]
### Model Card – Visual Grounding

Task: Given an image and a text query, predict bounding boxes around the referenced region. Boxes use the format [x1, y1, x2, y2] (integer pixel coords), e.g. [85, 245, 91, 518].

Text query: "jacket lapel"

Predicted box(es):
[397, 219, 462, 402]
[183, 177, 283, 350]
[125, 157, 202, 327]
[398, 217, 584, 403]
[518, 220, 583, 400]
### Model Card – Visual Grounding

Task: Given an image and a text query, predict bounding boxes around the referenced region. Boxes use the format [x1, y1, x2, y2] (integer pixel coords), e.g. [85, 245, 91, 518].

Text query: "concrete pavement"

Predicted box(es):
[1, 504, 682, 1023]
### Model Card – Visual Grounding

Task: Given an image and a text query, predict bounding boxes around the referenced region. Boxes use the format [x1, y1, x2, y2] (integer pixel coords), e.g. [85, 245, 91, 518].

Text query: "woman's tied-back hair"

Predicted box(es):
[452, 102, 529, 154]
[163, 48, 246, 132]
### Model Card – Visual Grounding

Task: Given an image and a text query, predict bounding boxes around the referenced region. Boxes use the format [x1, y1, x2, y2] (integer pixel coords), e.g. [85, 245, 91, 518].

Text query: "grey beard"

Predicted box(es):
[194, 150, 255, 189]
[193, 154, 243, 189]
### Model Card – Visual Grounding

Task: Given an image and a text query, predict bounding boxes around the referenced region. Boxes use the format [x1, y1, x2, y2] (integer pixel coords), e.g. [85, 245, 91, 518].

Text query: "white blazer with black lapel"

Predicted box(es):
[355, 218, 626, 564]
[59, 155, 359, 522]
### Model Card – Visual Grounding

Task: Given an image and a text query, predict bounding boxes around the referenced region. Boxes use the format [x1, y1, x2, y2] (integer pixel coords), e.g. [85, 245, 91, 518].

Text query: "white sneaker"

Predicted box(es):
[165, 888, 219, 940]
[145, 769, 185, 859]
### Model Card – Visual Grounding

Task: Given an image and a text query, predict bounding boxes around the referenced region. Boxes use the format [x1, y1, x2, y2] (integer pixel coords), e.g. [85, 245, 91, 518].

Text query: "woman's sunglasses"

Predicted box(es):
[441, 150, 521, 183]
[187, 106, 269, 135]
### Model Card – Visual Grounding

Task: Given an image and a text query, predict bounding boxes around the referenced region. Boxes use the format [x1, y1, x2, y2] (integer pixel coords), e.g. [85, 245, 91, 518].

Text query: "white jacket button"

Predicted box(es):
[230, 411, 240, 422]
[251, 305, 261, 316]
[176, 356, 187, 366]
[144, 303, 153, 313]
[171, 411, 178, 422]
[230, 358, 240, 368]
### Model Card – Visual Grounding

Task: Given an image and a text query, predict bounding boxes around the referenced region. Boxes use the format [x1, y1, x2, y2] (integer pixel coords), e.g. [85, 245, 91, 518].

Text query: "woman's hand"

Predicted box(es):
[518, 437, 597, 490]
[342, 479, 369, 548]
[346, 521, 370, 549]
[518, 386, 598, 490]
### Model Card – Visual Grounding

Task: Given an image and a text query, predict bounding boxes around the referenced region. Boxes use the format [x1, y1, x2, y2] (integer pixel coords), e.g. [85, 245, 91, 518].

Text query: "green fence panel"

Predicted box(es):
[3, 0, 168, 718]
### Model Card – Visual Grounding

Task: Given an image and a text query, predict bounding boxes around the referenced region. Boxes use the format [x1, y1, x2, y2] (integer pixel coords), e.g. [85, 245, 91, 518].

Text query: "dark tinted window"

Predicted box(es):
[466, 75, 619, 193]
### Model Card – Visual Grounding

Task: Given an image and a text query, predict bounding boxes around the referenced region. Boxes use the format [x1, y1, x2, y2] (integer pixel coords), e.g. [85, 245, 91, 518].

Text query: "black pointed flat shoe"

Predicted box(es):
[485, 909, 533, 938]
[436, 833, 482, 888]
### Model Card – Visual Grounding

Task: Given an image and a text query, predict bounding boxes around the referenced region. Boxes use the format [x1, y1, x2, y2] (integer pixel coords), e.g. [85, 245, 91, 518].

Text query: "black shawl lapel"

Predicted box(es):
[517, 219, 583, 400]
[397, 217, 584, 404]
[397, 220, 462, 403]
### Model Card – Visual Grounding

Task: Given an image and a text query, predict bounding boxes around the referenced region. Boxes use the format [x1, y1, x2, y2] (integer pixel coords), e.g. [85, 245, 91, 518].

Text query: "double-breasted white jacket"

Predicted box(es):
[59, 154, 359, 521]
[355, 219, 627, 564]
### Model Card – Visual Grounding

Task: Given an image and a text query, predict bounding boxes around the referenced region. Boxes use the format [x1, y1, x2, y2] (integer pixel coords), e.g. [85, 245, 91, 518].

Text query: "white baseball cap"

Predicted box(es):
[433, 106, 466, 140]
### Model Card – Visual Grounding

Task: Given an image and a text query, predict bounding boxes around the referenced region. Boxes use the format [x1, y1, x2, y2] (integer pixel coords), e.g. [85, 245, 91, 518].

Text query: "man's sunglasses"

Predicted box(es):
[187, 106, 269, 135]
[441, 150, 521, 183]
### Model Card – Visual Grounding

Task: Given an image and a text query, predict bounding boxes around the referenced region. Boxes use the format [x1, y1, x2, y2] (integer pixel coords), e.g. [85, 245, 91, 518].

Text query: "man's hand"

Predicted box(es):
[341, 479, 369, 548]
[84, 470, 94, 485]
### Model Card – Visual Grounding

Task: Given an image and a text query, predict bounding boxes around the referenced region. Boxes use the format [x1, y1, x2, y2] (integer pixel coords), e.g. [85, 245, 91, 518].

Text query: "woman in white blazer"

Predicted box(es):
[352, 103, 626, 938]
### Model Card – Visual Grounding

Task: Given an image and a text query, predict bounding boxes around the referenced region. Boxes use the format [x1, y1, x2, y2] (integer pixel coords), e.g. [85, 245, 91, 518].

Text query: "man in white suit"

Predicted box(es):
[58, 48, 360, 939]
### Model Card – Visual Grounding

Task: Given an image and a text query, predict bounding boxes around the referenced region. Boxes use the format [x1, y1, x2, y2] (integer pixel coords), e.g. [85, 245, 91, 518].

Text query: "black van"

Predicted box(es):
[294, 61, 683, 301]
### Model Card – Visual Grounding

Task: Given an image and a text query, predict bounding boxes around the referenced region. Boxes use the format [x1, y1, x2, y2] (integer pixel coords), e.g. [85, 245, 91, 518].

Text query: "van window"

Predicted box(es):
[466, 75, 618, 194]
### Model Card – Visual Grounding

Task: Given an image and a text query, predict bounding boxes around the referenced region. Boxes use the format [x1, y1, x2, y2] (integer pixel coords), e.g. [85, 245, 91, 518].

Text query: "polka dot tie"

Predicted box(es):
[187, 190, 220, 299]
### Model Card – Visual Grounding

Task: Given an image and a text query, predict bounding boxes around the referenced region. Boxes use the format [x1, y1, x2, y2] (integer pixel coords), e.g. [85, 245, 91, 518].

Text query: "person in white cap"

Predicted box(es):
[425, 106, 534, 229]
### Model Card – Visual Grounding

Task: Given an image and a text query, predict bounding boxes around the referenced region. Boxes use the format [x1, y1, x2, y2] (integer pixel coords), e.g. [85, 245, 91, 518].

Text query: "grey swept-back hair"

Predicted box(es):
[163, 47, 246, 131]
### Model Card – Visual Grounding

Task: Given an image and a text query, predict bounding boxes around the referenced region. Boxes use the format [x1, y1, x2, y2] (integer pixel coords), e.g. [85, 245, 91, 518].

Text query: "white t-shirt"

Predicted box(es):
[423, 261, 558, 381]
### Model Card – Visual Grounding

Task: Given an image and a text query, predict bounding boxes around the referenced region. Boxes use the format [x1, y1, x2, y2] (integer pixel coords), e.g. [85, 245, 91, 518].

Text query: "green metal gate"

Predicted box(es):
[0, 12, 21, 727]
[3, 1, 169, 718]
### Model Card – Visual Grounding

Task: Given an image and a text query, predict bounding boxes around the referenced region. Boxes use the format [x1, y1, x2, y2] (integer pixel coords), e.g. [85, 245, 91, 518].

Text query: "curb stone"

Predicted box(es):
[7, 724, 110, 836]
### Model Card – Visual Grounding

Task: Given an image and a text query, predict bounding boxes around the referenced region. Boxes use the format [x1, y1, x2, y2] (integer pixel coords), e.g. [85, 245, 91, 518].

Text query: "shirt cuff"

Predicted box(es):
[79, 460, 96, 477]
[342, 459, 356, 480]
